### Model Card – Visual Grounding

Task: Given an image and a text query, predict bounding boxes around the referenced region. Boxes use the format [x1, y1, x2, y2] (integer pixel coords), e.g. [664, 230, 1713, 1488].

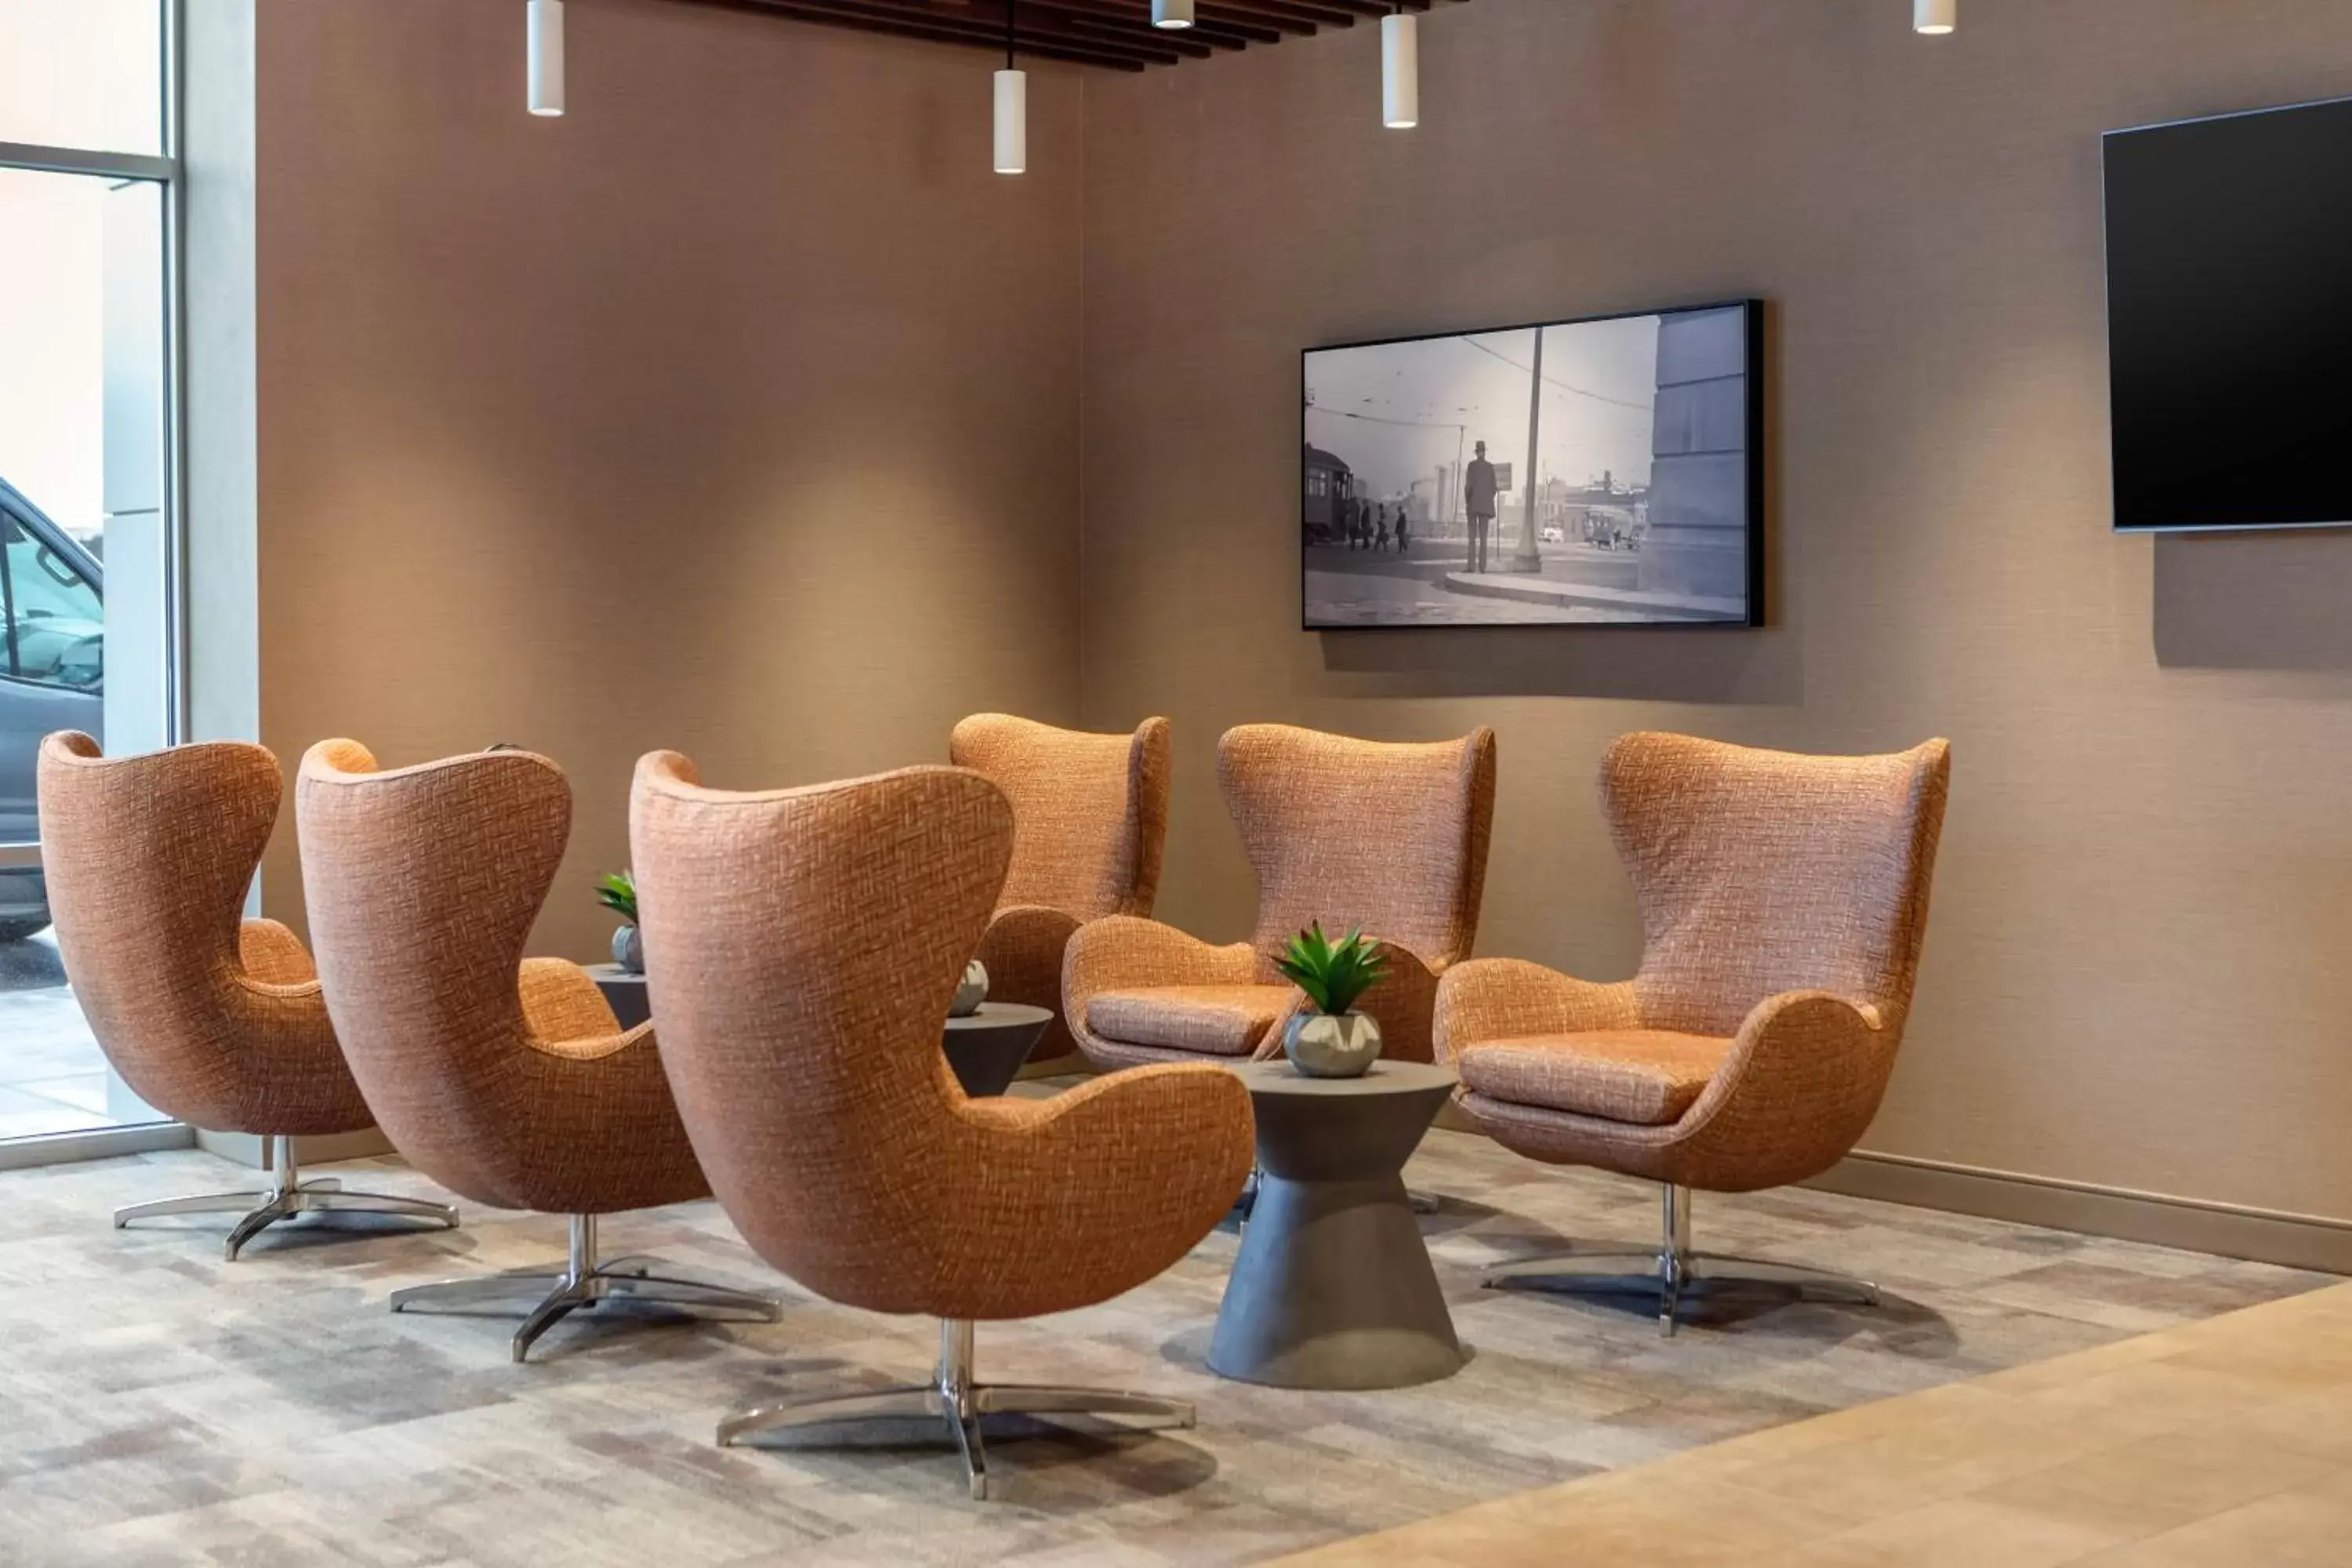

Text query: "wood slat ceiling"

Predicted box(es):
[662, 0, 1467, 74]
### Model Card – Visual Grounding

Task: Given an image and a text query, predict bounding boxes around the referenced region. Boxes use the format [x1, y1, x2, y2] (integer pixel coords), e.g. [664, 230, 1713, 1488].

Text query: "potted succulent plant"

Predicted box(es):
[597, 870, 642, 974]
[1274, 922, 1388, 1079]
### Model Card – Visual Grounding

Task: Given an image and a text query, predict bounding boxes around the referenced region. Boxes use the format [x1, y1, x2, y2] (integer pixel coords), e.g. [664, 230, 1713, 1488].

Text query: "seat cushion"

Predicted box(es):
[1085, 985, 1296, 1058]
[1457, 1030, 1732, 1126]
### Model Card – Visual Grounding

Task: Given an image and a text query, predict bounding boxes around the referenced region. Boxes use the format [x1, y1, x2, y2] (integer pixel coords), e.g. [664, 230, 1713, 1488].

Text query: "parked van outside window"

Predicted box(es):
[0, 477, 104, 942]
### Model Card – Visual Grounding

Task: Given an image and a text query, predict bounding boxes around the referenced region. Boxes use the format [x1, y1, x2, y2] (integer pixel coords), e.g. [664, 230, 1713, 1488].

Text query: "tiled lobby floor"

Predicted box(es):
[0, 931, 126, 1139]
[0, 1133, 2332, 1566]
[1274, 1279, 2352, 1567]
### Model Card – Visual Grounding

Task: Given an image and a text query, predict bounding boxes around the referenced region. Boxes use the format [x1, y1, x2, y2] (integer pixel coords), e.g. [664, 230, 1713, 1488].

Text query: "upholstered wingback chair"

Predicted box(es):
[36, 731, 457, 1258]
[1436, 731, 1951, 1334]
[630, 753, 1251, 1499]
[1064, 723, 1497, 1073]
[294, 740, 776, 1361]
[949, 713, 1171, 1066]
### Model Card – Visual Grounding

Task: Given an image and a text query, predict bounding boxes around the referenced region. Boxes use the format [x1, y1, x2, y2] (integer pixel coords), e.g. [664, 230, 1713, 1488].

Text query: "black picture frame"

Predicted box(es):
[1299, 298, 1766, 630]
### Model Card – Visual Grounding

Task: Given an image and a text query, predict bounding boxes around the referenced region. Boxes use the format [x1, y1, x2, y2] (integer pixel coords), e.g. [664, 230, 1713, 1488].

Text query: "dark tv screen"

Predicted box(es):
[2105, 96, 2352, 532]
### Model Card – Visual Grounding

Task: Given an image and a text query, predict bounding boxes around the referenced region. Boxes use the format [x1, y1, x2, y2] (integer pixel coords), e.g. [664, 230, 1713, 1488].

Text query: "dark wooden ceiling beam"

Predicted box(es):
[669, 0, 1153, 68]
[1050, 8, 1225, 60]
[659, 0, 1467, 71]
[1006, 0, 1230, 57]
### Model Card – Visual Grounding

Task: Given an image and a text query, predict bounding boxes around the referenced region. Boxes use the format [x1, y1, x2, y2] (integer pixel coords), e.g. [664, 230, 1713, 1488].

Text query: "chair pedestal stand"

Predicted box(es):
[113, 1133, 460, 1261]
[389, 1212, 781, 1362]
[719, 1318, 1196, 1500]
[1484, 1183, 1882, 1337]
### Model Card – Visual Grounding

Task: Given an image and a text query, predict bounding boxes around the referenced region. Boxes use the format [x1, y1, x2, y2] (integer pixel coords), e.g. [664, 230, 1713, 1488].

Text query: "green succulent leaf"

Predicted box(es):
[1274, 920, 1387, 1017]
[596, 869, 638, 924]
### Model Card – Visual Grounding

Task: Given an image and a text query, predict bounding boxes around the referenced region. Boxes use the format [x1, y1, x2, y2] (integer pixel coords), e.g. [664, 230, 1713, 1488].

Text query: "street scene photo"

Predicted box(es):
[1301, 303, 1758, 627]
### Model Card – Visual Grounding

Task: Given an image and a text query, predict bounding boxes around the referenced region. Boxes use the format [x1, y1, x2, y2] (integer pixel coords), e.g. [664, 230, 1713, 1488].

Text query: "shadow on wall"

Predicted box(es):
[2154, 532, 2352, 671]
[1315, 625, 1802, 705]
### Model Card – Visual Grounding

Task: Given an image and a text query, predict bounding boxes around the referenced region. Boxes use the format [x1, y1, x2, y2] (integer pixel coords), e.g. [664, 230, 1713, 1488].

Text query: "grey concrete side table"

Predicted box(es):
[584, 963, 649, 1029]
[941, 1003, 1053, 1098]
[583, 967, 1048, 1100]
[1208, 1059, 1466, 1390]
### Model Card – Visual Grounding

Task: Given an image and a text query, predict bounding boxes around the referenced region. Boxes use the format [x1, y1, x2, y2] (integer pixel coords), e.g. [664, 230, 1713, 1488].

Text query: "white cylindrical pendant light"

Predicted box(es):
[1914, 0, 1956, 34]
[1381, 11, 1419, 130]
[527, 0, 564, 116]
[1152, 0, 1196, 28]
[994, 69, 1028, 175]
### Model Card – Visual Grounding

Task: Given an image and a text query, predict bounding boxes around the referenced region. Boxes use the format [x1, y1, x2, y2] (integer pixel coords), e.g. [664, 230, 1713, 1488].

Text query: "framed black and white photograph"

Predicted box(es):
[1301, 300, 1763, 628]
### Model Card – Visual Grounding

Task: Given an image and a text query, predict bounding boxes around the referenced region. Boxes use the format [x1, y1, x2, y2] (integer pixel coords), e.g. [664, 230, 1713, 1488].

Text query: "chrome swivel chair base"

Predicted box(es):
[719, 1318, 1195, 1501]
[112, 1134, 460, 1261]
[389, 1212, 782, 1363]
[1485, 1183, 1881, 1338]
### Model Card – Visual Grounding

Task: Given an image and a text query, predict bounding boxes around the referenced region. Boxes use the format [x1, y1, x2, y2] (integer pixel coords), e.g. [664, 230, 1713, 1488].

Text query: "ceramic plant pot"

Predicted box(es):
[949, 958, 989, 1018]
[612, 924, 644, 975]
[1283, 1010, 1383, 1079]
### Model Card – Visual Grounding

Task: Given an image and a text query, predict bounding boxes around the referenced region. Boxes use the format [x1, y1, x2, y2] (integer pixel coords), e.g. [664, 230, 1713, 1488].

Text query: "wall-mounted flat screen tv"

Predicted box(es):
[2106, 96, 2352, 533]
[1301, 300, 1763, 629]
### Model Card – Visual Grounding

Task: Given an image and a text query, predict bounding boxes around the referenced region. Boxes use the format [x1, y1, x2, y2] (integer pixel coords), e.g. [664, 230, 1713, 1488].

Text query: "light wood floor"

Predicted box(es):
[1274, 1279, 2352, 1567]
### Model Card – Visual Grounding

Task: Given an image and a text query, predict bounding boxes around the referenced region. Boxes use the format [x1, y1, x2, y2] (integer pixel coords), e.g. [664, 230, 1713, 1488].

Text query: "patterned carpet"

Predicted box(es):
[0, 1128, 2328, 1566]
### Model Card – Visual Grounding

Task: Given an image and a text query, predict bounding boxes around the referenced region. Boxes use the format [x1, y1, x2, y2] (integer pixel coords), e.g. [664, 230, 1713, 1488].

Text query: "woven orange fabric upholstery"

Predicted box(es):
[34, 732, 375, 1138]
[950, 714, 1171, 1065]
[951, 713, 1170, 918]
[1437, 733, 1951, 1193]
[630, 755, 1254, 1322]
[236, 917, 318, 987]
[294, 741, 709, 1216]
[1606, 733, 1951, 1040]
[1084, 985, 1295, 1058]
[1065, 724, 1496, 1071]
[1456, 1031, 1732, 1127]
[1226, 724, 1497, 969]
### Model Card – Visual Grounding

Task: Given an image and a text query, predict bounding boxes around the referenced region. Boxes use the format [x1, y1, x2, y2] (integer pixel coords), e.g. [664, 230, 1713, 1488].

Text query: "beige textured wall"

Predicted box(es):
[1078, 0, 2352, 1221]
[252, 0, 1083, 957]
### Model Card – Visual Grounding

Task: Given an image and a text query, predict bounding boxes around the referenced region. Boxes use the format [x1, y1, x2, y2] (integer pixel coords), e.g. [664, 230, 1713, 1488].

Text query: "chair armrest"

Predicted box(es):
[526, 1022, 659, 1064]
[1062, 916, 1260, 1018]
[1337, 941, 1446, 1065]
[517, 956, 632, 1055]
[1670, 990, 1896, 1191]
[1433, 958, 1639, 1064]
[949, 1063, 1256, 1315]
[503, 961, 704, 1214]
[971, 1060, 1249, 1152]
[238, 918, 318, 989]
[977, 904, 1085, 1060]
[978, 904, 1083, 1006]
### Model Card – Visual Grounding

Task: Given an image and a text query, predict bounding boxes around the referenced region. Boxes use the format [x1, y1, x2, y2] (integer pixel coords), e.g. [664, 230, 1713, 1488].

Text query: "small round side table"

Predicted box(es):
[941, 1003, 1053, 1098]
[1208, 1058, 1466, 1390]
[583, 963, 649, 1029]
[583, 966, 1049, 1101]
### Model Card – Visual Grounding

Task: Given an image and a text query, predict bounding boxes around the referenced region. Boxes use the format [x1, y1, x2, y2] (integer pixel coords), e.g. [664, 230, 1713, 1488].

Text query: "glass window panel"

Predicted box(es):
[0, 0, 163, 157]
[0, 166, 169, 1136]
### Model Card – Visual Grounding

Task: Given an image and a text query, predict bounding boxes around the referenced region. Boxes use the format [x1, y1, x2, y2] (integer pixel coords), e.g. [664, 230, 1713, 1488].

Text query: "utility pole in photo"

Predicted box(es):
[1512, 326, 1546, 572]
[1439, 425, 1458, 543]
